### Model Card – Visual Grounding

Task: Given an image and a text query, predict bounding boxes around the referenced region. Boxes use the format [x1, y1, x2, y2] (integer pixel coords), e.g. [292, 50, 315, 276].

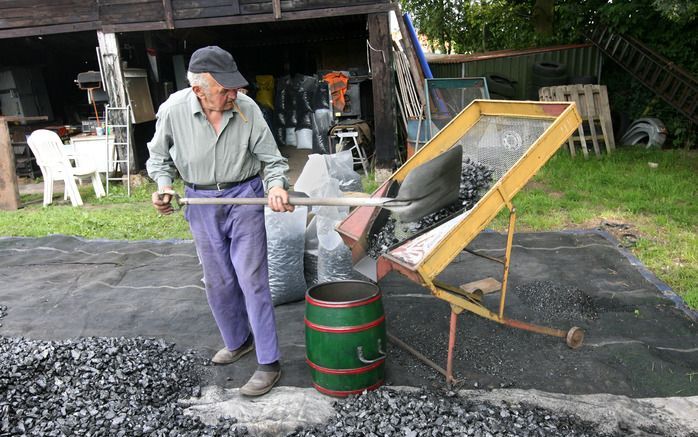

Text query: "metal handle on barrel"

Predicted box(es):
[357, 339, 386, 364]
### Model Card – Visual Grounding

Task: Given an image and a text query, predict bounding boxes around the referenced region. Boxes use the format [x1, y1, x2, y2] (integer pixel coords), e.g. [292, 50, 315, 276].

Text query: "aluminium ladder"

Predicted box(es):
[585, 26, 697, 124]
[104, 105, 132, 196]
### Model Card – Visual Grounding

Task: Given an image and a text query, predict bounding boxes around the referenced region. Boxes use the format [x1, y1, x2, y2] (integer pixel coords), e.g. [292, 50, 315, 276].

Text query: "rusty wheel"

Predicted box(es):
[566, 326, 585, 349]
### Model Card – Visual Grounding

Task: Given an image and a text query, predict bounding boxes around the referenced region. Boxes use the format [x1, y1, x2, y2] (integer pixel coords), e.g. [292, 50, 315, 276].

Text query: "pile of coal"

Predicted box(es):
[288, 387, 614, 437]
[0, 336, 247, 436]
[515, 281, 599, 323]
[366, 218, 399, 259]
[368, 158, 494, 258]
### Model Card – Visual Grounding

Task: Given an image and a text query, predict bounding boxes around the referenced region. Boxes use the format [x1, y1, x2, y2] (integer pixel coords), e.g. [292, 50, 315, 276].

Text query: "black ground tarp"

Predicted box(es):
[0, 231, 695, 398]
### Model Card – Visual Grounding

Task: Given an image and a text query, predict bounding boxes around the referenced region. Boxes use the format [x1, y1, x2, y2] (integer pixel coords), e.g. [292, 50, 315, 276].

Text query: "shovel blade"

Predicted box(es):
[392, 145, 463, 222]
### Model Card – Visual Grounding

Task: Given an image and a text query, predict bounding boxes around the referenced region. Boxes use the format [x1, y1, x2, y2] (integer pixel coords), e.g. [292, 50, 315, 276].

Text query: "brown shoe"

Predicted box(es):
[211, 343, 254, 365]
[239, 369, 281, 397]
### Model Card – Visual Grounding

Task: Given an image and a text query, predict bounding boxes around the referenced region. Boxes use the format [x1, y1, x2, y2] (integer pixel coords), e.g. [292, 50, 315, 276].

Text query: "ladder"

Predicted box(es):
[584, 26, 698, 124]
[104, 105, 132, 196]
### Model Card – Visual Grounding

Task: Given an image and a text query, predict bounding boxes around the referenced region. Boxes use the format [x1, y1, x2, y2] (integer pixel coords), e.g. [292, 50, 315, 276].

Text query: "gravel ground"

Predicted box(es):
[0, 335, 248, 436]
[287, 387, 620, 437]
[384, 281, 604, 389]
[0, 332, 691, 436]
[513, 281, 599, 324]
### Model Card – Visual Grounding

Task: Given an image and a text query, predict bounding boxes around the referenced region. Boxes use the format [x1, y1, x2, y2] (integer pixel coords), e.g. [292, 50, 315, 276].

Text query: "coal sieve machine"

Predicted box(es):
[336, 100, 583, 385]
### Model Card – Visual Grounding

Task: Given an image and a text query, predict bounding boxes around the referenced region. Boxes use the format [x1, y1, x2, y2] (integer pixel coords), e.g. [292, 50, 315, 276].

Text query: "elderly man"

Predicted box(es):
[146, 46, 292, 396]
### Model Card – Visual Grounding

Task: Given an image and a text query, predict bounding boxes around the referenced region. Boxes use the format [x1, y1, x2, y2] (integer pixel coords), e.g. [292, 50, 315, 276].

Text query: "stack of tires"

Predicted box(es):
[485, 74, 517, 100]
[530, 61, 568, 99]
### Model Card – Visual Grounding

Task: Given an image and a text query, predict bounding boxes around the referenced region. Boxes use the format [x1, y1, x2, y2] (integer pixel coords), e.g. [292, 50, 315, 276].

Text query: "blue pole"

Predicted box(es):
[403, 12, 433, 79]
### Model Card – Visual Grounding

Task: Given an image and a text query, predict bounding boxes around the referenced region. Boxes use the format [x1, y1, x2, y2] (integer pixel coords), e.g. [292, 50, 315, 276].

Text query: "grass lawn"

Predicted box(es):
[2, 146, 696, 309]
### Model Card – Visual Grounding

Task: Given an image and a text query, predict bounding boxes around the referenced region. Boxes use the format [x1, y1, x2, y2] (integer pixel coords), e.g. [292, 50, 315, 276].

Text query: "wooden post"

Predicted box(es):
[272, 0, 282, 19]
[162, 0, 175, 29]
[97, 31, 137, 171]
[368, 12, 396, 168]
[0, 118, 21, 210]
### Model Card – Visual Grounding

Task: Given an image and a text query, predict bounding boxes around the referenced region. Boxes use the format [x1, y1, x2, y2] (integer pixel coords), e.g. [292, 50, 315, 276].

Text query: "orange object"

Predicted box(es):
[323, 72, 349, 112]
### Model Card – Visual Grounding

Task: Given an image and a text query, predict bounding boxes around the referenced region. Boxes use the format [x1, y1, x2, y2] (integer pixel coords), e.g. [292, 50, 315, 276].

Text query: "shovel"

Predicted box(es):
[176, 145, 463, 223]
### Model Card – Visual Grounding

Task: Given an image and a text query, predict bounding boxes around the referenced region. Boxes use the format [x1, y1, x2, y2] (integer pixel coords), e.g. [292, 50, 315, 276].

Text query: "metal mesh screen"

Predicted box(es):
[456, 115, 553, 181]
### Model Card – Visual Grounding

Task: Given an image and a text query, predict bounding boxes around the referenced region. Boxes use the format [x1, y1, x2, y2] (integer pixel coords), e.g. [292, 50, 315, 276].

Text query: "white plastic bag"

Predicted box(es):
[316, 214, 354, 283]
[295, 128, 313, 150]
[324, 150, 362, 192]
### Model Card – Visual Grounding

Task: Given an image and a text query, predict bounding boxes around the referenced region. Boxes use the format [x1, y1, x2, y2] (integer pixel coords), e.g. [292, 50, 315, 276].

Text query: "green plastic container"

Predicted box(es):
[305, 280, 386, 397]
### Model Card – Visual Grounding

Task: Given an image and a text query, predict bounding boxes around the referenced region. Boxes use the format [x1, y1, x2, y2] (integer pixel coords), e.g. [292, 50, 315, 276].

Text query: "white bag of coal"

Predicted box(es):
[265, 206, 308, 305]
[304, 216, 320, 287]
[316, 207, 354, 283]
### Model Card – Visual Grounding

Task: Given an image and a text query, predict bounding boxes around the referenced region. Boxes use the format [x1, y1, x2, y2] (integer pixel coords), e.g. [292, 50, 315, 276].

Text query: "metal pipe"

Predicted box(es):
[498, 208, 516, 318]
[463, 248, 505, 264]
[386, 332, 448, 378]
[446, 310, 458, 386]
[502, 316, 567, 338]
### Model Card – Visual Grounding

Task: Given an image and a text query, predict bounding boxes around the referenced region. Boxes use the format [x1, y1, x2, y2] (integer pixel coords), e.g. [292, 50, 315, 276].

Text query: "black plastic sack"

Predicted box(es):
[275, 75, 290, 127]
[311, 109, 333, 154]
[259, 105, 274, 133]
[293, 74, 317, 130]
[313, 80, 331, 111]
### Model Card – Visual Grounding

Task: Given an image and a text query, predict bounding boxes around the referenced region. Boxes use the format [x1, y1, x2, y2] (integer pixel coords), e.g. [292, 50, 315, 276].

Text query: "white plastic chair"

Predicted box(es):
[27, 129, 106, 207]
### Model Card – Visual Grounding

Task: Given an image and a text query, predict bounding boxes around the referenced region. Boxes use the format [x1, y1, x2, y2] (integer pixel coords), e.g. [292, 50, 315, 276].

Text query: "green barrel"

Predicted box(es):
[305, 280, 386, 397]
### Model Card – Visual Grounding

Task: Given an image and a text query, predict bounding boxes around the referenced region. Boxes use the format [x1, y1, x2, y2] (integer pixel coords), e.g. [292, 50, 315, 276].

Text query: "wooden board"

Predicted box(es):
[0, 0, 392, 36]
[0, 119, 21, 211]
[368, 12, 395, 167]
[459, 277, 502, 295]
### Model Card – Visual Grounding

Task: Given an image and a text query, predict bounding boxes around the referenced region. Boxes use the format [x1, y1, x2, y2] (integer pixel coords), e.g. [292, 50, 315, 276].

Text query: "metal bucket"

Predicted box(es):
[305, 280, 386, 397]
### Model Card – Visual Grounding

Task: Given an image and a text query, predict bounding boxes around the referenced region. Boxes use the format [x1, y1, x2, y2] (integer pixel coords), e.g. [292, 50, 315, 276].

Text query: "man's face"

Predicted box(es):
[194, 73, 238, 112]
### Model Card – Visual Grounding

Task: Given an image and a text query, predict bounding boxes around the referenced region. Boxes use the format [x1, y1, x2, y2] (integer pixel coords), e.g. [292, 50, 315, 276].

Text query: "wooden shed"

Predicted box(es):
[0, 0, 405, 208]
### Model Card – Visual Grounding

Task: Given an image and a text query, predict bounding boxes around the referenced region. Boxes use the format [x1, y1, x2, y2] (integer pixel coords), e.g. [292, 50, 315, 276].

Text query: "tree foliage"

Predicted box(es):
[401, 0, 697, 146]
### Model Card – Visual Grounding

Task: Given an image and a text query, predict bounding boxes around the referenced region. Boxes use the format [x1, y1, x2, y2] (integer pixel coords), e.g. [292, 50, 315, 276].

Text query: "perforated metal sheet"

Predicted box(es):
[391, 115, 553, 243]
[457, 115, 552, 180]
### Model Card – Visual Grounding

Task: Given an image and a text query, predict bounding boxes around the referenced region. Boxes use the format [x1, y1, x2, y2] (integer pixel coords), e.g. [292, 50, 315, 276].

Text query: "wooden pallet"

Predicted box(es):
[539, 84, 615, 158]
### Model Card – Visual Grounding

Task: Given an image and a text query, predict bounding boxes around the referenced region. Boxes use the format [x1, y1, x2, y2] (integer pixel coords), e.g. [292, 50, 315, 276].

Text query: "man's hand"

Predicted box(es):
[268, 186, 294, 212]
[152, 187, 174, 215]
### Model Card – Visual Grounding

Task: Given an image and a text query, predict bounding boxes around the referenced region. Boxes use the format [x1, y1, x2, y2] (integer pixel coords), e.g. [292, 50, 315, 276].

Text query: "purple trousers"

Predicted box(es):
[184, 177, 280, 364]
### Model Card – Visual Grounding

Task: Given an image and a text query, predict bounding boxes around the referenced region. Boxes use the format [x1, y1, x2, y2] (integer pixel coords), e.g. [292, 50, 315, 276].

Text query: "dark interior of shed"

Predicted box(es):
[0, 15, 373, 170]
[0, 31, 101, 125]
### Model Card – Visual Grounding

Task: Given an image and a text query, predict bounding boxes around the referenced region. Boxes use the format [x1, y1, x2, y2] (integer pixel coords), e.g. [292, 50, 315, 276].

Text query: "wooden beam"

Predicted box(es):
[162, 0, 175, 29]
[171, 2, 392, 30]
[101, 21, 169, 33]
[0, 118, 21, 211]
[368, 12, 396, 167]
[0, 21, 100, 40]
[272, 0, 281, 19]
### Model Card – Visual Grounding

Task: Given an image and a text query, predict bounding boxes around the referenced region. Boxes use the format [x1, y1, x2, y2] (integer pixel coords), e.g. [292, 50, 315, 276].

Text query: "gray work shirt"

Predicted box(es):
[146, 88, 289, 190]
